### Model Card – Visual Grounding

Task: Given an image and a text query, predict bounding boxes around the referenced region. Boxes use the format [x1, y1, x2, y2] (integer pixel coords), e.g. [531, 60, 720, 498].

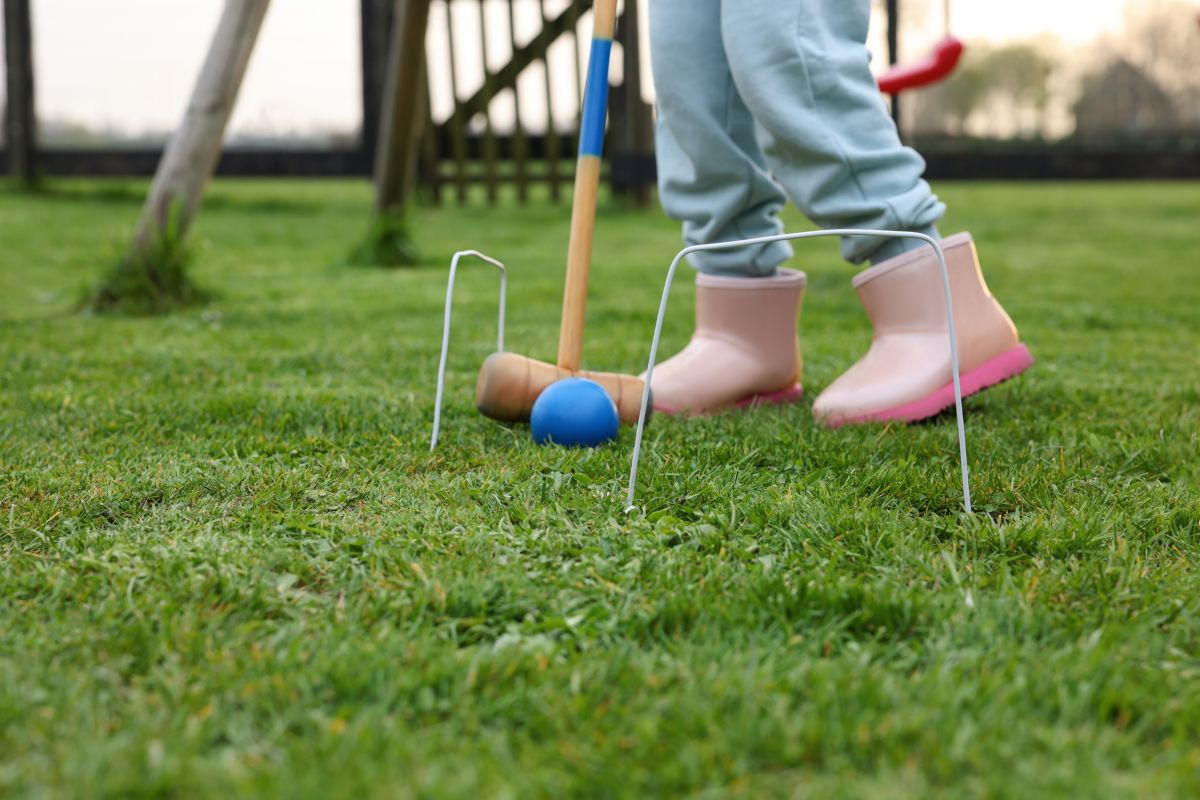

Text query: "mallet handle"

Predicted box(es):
[557, 0, 618, 371]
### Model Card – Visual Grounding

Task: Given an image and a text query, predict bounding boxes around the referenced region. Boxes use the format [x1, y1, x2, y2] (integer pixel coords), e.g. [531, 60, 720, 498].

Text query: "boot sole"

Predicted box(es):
[655, 383, 805, 418]
[828, 343, 1034, 428]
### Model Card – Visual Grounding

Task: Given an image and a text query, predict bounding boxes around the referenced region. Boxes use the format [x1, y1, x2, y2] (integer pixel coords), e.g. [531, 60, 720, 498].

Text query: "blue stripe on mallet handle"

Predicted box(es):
[557, 0, 618, 372]
[577, 37, 613, 159]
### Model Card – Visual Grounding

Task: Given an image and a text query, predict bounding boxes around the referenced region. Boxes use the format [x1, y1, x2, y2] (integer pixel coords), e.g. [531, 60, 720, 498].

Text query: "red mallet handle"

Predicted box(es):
[878, 36, 965, 95]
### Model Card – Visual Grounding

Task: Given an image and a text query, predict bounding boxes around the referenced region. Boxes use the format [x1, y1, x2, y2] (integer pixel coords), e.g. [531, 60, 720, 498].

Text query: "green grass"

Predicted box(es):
[2, 178, 1199, 798]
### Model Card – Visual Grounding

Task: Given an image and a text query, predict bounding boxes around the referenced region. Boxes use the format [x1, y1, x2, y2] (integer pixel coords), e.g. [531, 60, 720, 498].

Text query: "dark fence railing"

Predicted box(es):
[5, 0, 1199, 193]
[2, 0, 657, 201]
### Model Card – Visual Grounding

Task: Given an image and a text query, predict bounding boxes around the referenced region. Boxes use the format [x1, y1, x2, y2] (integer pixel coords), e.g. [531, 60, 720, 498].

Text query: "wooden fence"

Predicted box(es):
[0, 0, 657, 203]
[408, 0, 655, 205]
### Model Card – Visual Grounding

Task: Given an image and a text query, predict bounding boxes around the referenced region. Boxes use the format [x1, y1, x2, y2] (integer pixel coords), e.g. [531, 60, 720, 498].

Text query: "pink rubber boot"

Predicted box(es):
[813, 232, 1033, 426]
[647, 269, 807, 416]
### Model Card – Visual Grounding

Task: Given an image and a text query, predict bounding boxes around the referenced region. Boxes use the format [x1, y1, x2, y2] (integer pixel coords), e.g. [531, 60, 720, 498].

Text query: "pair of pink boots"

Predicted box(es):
[649, 233, 1034, 425]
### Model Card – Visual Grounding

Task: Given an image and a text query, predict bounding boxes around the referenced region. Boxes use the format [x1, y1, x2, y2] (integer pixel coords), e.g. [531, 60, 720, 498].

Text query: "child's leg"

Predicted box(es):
[719, 0, 945, 265]
[645, 0, 808, 414]
[650, 0, 792, 277]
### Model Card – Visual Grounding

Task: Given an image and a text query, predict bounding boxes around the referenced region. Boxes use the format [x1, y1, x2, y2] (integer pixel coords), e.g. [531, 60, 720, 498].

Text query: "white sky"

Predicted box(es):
[8, 0, 1135, 137]
[942, 0, 1127, 44]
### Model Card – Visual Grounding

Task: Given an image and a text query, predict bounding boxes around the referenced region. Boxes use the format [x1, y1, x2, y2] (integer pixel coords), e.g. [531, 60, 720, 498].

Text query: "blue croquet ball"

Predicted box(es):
[530, 378, 619, 447]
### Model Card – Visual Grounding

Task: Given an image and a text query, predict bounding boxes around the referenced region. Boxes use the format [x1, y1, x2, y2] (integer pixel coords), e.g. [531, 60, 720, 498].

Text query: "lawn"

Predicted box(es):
[2, 179, 1199, 798]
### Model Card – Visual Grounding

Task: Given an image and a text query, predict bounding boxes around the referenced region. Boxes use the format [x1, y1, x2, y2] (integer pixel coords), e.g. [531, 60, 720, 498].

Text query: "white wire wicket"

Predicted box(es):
[430, 250, 507, 452]
[625, 230, 974, 516]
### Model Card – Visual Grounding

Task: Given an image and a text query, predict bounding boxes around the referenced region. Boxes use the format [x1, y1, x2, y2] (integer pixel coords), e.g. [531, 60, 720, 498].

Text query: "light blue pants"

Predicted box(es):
[650, 0, 945, 276]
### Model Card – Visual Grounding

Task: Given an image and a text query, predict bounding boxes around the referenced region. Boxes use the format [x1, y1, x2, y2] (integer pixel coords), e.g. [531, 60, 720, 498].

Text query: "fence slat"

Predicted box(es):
[443, 0, 587, 135]
[421, 55, 442, 204]
[538, 0, 562, 201]
[568, 3, 583, 161]
[477, 0, 499, 203]
[507, 0, 530, 203]
[444, 0, 469, 203]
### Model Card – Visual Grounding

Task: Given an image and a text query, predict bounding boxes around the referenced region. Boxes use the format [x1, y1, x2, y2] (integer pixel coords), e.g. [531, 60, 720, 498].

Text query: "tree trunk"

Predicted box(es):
[133, 0, 272, 253]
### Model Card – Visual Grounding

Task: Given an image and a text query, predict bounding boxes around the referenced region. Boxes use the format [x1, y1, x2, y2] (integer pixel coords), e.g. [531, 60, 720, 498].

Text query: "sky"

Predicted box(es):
[937, 0, 1128, 44]
[7, 0, 1135, 139]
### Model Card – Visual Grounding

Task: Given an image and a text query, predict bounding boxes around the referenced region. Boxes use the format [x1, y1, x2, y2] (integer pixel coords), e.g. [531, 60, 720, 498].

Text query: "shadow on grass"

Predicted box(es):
[2, 181, 327, 216]
[2, 181, 146, 206]
[201, 191, 325, 215]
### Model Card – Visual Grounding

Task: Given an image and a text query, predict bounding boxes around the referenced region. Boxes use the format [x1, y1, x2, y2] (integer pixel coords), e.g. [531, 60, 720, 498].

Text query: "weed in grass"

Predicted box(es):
[85, 204, 207, 315]
[347, 211, 421, 268]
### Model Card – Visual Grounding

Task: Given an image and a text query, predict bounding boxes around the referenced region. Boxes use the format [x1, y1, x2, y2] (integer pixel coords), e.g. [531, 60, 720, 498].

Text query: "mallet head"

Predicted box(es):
[475, 352, 646, 425]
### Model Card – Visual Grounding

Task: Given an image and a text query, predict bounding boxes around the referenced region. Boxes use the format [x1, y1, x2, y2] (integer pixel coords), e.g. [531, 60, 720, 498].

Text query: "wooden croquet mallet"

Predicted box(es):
[474, 0, 645, 424]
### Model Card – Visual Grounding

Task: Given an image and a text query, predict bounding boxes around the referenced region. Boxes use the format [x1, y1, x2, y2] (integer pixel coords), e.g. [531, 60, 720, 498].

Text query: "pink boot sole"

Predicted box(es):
[655, 383, 805, 418]
[828, 344, 1034, 428]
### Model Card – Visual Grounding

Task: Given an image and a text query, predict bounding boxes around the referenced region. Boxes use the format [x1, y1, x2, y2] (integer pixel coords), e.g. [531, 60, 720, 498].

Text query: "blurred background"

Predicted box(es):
[3, 0, 1199, 197]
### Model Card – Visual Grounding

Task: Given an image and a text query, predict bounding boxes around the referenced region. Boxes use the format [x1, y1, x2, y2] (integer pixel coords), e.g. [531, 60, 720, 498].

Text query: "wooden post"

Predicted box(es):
[3, 0, 38, 186]
[887, 0, 902, 135]
[444, 0, 469, 204]
[133, 0, 271, 251]
[373, 0, 433, 213]
[360, 0, 396, 169]
[612, 0, 653, 205]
